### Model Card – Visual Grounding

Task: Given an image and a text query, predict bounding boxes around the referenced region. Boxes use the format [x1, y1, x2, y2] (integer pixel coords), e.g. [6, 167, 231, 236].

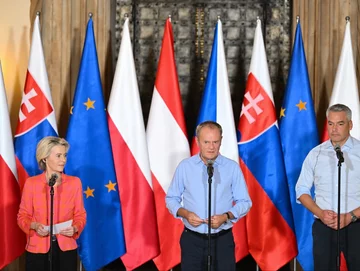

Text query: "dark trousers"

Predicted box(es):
[26, 240, 77, 271]
[313, 219, 360, 271]
[180, 228, 236, 271]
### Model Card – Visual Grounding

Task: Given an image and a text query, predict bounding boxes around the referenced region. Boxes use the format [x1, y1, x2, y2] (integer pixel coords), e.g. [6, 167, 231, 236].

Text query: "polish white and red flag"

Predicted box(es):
[146, 18, 190, 271]
[107, 17, 160, 270]
[0, 62, 26, 269]
[321, 19, 360, 141]
[14, 14, 57, 191]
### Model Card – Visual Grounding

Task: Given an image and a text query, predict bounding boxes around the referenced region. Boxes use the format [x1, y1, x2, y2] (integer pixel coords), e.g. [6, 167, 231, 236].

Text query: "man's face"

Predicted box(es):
[196, 126, 222, 163]
[327, 111, 352, 146]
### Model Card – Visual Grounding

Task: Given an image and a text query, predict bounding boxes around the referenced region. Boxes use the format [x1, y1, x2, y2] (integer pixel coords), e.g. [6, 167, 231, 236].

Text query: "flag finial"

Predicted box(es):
[124, 13, 128, 18]
[36, 11, 41, 16]
[88, 12, 93, 18]
[346, 16, 350, 22]
[256, 16, 261, 24]
[217, 15, 221, 21]
[296, 15, 300, 23]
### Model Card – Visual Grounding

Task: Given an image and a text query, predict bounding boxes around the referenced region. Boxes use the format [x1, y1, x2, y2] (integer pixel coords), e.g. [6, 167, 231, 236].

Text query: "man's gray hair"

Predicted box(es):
[195, 121, 223, 138]
[326, 104, 352, 121]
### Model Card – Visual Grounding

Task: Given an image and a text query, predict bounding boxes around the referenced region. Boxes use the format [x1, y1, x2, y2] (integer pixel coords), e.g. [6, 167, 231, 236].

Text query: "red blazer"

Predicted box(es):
[17, 173, 86, 253]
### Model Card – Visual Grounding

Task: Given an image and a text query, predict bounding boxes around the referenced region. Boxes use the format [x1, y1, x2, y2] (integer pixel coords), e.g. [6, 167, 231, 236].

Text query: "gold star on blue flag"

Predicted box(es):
[279, 19, 319, 271]
[65, 17, 125, 271]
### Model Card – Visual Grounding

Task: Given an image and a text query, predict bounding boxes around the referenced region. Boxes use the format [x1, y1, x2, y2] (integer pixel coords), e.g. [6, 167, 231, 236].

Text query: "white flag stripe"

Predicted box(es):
[27, 16, 57, 133]
[146, 88, 190, 193]
[249, 20, 274, 101]
[0, 62, 17, 179]
[108, 18, 152, 186]
[216, 21, 239, 163]
[329, 21, 360, 139]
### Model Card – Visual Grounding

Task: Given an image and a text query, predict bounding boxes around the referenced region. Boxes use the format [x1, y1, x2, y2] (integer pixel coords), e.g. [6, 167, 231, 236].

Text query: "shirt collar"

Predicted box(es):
[325, 136, 354, 150]
[195, 153, 224, 165]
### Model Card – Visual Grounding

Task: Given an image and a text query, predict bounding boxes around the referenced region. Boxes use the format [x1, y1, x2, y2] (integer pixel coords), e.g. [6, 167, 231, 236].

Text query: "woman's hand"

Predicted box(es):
[59, 226, 78, 237]
[31, 222, 49, 237]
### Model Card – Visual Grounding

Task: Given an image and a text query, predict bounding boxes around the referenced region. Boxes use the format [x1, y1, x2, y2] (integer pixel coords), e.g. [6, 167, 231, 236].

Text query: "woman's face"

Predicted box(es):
[45, 145, 67, 174]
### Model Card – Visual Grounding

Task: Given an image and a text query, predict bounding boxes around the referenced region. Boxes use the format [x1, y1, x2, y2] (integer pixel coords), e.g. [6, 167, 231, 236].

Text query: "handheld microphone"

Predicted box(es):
[207, 160, 214, 178]
[48, 173, 58, 187]
[334, 144, 344, 163]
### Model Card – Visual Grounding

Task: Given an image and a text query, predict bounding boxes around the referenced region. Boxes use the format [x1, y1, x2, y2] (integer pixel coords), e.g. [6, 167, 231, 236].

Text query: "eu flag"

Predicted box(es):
[279, 20, 319, 271]
[65, 17, 126, 271]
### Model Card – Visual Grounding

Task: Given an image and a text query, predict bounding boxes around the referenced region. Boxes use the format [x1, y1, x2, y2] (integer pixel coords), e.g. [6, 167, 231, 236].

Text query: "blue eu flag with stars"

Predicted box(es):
[279, 20, 319, 271]
[65, 17, 126, 271]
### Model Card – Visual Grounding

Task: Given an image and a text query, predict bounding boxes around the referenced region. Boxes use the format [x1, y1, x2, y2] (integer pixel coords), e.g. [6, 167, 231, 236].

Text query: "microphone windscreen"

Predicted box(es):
[334, 144, 341, 151]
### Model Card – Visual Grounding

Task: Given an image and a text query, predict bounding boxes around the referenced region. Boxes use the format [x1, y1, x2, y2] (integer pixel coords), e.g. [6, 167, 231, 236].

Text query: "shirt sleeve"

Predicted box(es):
[72, 177, 87, 239]
[17, 179, 35, 236]
[165, 163, 185, 219]
[295, 151, 314, 202]
[228, 165, 252, 222]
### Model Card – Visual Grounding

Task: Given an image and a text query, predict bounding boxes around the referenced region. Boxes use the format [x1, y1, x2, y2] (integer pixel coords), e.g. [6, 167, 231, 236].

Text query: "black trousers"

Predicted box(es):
[313, 219, 360, 271]
[180, 228, 236, 271]
[25, 240, 77, 271]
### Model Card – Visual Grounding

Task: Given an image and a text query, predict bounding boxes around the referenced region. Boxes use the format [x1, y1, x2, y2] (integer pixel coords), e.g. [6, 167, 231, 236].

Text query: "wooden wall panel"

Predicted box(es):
[293, 0, 360, 128]
[28, 0, 112, 137]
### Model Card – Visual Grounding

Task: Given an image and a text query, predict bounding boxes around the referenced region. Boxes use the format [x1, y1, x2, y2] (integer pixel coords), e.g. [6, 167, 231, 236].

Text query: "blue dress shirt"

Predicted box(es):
[166, 154, 252, 234]
[296, 136, 360, 214]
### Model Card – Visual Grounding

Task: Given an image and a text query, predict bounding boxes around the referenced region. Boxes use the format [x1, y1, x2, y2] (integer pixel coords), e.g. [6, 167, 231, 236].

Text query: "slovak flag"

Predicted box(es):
[14, 14, 58, 190]
[237, 19, 297, 270]
[191, 19, 248, 261]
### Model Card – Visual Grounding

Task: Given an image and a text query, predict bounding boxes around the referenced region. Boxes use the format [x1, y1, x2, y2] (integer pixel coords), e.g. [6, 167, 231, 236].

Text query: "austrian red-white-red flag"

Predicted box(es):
[107, 18, 160, 270]
[146, 18, 190, 271]
[0, 62, 26, 269]
[322, 19, 360, 141]
[14, 14, 58, 191]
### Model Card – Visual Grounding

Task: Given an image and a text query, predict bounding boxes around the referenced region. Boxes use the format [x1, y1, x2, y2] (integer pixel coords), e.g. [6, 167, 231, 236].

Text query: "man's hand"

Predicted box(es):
[319, 210, 352, 230]
[319, 209, 337, 228]
[185, 211, 205, 227]
[204, 214, 227, 229]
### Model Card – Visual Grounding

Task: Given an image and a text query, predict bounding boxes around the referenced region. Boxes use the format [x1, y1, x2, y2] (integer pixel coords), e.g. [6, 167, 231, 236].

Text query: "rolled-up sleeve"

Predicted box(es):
[295, 152, 314, 202]
[229, 166, 252, 222]
[165, 164, 185, 218]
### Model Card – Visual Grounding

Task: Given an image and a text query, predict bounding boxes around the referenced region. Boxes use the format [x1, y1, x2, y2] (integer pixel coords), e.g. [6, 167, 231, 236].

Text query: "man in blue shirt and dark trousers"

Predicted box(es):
[166, 121, 252, 271]
[296, 104, 360, 270]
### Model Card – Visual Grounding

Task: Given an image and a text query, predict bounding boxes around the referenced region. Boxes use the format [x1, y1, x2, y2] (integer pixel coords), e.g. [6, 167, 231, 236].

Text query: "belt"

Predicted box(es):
[184, 227, 231, 239]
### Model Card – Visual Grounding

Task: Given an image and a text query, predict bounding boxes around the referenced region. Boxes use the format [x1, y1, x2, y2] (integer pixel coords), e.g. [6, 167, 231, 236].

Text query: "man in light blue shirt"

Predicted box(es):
[296, 104, 360, 270]
[166, 121, 252, 271]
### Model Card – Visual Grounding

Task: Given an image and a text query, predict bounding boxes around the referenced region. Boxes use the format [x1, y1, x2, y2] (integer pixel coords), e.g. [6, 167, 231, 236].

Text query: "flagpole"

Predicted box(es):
[132, 0, 136, 53]
[293, 18, 300, 271]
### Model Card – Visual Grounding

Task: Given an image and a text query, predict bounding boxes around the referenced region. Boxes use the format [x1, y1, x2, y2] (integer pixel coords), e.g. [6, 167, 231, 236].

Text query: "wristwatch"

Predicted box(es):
[224, 212, 231, 223]
[350, 211, 358, 223]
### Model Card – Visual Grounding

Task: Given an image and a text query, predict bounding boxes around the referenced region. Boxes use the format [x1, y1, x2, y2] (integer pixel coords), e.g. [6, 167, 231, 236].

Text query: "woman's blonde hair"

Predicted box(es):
[36, 136, 70, 171]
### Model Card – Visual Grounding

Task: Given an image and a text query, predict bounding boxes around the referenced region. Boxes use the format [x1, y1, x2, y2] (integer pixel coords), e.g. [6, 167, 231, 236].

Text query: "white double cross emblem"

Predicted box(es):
[19, 88, 38, 122]
[240, 92, 264, 124]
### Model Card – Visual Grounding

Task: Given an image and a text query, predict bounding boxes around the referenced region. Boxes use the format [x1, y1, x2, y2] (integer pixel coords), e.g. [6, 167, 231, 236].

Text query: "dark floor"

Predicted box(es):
[102, 255, 292, 271]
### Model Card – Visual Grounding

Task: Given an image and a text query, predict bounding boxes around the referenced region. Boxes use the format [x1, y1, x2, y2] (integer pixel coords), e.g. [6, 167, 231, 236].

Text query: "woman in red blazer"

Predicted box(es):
[18, 136, 86, 271]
